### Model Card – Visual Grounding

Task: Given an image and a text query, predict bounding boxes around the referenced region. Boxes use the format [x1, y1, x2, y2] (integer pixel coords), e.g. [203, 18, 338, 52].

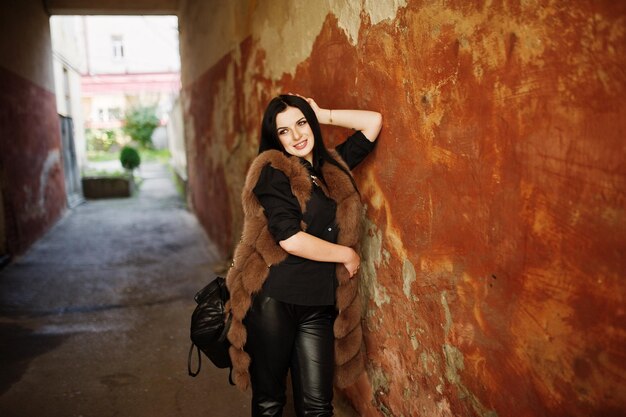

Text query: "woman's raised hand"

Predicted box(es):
[285, 92, 382, 140]
[287, 93, 324, 122]
[304, 97, 322, 119]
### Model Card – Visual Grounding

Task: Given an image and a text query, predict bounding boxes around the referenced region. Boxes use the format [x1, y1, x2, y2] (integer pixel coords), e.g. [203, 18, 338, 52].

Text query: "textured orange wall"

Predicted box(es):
[180, 1, 626, 416]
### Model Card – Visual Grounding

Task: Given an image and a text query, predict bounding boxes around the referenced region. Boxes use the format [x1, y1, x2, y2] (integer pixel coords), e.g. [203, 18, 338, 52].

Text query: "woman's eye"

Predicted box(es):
[278, 129, 287, 135]
[297, 120, 307, 126]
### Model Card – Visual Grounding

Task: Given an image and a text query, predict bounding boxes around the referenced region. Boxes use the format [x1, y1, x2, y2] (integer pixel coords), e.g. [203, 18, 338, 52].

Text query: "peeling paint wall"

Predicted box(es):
[0, 1, 67, 256]
[178, 0, 626, 415]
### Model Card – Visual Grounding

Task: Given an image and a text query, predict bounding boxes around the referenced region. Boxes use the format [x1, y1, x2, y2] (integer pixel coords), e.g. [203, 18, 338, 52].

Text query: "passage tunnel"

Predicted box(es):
[1, 1, 624, 416]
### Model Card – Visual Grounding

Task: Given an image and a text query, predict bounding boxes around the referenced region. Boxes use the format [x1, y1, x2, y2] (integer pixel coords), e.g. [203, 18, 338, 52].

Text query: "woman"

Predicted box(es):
[225, 94, 382, 417]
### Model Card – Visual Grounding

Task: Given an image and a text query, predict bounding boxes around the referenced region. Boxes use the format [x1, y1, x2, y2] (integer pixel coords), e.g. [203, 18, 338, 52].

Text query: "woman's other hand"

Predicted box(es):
[343, 248, 361, 278]
[280, 232, 361, 278]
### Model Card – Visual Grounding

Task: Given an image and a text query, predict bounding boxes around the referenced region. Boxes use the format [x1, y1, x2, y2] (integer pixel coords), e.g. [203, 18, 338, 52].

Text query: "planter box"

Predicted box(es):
[82, 176, 133, 199]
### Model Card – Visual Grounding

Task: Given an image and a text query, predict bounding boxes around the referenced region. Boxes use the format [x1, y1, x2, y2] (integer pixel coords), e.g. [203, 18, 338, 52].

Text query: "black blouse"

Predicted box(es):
[252, 130, 375, 306]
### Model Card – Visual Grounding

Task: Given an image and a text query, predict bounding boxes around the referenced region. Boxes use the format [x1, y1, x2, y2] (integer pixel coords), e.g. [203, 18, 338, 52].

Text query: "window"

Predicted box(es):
[108, 107, 122, 120]
[62, 67, 72, 115]
[112, 35, 124, 59]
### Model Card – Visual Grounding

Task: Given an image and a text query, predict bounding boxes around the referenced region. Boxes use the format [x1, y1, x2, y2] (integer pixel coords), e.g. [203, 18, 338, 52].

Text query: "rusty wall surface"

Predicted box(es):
[0, 1, 67, 256]
[178, 1, 626, 416]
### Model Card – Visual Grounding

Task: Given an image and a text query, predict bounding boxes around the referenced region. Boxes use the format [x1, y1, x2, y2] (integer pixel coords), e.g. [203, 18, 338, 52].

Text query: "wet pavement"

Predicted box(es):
[0, 162, 252, 417]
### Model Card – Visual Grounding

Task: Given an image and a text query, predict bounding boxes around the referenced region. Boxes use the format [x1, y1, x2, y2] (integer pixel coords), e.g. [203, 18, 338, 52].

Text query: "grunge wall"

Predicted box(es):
[0, 1, 67, 257]
[178, 1, 626, 416]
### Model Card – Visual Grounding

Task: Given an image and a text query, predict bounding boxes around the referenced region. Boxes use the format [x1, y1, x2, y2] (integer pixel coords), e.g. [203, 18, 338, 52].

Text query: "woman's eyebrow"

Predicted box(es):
[276, 117, 306, 130]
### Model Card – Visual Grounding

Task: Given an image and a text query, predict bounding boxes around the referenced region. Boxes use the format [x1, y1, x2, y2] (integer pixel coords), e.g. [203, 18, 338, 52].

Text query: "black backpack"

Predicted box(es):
[187, 276, 234, 385]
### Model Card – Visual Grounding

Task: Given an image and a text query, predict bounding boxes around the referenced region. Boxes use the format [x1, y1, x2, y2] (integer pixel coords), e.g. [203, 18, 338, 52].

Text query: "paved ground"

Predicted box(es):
[0, 162, 253, 417]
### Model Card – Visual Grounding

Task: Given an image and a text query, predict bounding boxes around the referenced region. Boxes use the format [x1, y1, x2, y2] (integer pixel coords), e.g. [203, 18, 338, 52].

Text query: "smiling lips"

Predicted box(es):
[294, 139, 308, 150]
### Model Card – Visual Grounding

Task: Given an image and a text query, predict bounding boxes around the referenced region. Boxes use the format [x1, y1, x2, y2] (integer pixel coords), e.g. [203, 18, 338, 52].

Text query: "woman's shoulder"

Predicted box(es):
[244, 151, 311, 195]
[249, 150, 284, 171]
[249, 150, 294, 176]
[249, 151, 312, 181]
[254, 163, 290, 191]
[243, 152, 313, 214]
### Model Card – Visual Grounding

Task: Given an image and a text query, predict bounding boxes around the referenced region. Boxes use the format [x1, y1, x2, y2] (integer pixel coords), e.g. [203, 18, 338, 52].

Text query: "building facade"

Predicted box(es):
[79, 16, 180, 147]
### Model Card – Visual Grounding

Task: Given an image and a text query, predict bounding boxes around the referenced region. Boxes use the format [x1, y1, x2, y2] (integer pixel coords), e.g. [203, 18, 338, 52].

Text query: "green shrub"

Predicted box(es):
[122, 106, 159, 148]
[86, 128, 120, 152]
[120, 146, 141, 171]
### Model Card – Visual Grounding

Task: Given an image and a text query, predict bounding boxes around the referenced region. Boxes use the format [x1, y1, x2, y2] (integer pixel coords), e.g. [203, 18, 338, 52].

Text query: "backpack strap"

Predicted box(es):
[188, 342, 201, 377]
[228, 366, 235, 386]
[188, 341, 235, 386]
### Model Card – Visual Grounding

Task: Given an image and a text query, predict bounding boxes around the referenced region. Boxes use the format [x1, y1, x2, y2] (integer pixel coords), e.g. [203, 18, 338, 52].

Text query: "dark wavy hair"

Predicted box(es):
[258, 94, 358, 193]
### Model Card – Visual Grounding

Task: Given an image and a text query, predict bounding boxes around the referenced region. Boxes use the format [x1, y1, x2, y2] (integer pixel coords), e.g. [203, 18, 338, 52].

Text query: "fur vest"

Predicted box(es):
[225, 149, 365, 391]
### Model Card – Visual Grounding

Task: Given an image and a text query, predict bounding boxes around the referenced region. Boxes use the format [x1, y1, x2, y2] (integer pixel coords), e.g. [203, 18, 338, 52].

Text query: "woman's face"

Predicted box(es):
[275, 106, 315, 163]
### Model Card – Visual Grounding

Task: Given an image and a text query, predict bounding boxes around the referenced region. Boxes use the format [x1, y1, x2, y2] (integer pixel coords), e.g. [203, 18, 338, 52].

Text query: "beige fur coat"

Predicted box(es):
[225, 149, 365, 391]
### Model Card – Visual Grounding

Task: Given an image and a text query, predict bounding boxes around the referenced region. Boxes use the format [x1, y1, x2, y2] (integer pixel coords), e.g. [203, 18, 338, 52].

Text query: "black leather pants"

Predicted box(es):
[244, 295, 336, 417]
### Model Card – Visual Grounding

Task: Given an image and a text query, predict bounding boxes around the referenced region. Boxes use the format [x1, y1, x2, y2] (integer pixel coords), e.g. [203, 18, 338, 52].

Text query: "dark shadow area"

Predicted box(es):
[0, 323, 69, 395]
[0, 162, 253, 417]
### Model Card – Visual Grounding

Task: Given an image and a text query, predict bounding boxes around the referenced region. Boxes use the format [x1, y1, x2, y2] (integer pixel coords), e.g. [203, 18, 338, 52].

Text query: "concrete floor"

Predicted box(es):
[0, 163, 253, 417]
